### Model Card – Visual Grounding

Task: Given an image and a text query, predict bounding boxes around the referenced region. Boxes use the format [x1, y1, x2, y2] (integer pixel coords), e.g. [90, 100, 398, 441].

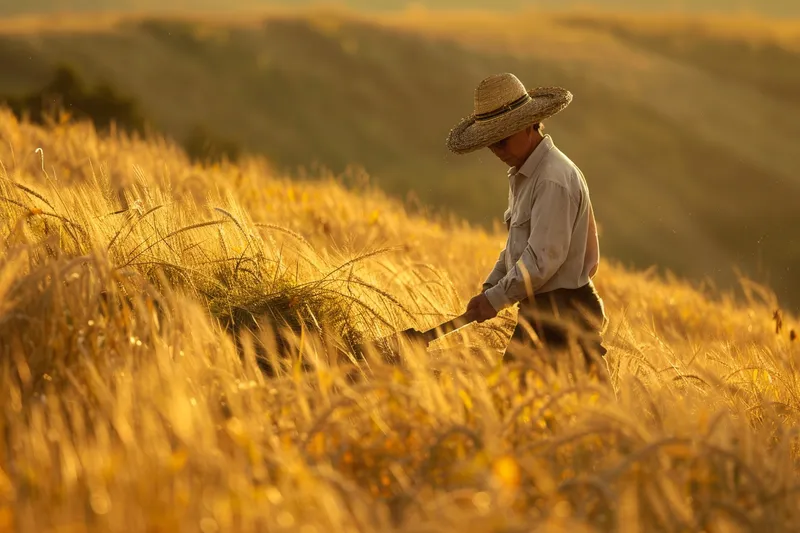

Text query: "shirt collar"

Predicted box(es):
[508, 135, 554, 180]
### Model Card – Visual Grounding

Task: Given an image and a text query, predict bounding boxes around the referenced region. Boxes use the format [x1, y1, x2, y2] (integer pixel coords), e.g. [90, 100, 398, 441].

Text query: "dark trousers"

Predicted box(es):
[504, 282, 608, 369]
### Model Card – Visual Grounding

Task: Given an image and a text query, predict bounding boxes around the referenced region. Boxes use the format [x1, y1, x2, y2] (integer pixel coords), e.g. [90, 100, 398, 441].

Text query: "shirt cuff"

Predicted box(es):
[484, 284, 513, 312]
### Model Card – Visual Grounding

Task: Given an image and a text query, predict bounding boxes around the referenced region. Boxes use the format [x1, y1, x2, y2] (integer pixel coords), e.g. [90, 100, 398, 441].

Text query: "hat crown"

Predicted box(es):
[473, 73, 528, 116]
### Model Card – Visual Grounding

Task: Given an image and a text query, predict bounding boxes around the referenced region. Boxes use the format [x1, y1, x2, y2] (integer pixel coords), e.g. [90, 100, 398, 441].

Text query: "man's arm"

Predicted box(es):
[484, 181, 578, 311]
[481, 206, 512, 291]
[482, 248, 507, 292]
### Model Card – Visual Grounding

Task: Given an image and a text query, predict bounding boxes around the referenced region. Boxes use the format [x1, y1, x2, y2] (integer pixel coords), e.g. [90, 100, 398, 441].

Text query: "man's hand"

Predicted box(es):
[467, 293, 498, 323]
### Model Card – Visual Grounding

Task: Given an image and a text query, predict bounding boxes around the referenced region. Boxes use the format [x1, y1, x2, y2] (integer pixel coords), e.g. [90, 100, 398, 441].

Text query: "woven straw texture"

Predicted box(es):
[446, 73, 572, 154]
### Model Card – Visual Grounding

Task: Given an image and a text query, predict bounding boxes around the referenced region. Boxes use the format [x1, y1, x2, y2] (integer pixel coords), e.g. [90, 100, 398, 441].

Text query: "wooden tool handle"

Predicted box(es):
[421, 308, 481, 343]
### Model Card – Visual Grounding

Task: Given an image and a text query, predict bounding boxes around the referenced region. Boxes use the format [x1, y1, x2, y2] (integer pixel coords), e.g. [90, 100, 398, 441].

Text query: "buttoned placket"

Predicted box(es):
[508, 169, 526, 213]
[508, 170, 531, 221]
[508, 171, 517, 214]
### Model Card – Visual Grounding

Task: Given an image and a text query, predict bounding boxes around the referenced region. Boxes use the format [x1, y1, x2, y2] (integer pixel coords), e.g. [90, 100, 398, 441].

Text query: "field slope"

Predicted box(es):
[1, 106, 800, 531]
[1, 8, 799, 311]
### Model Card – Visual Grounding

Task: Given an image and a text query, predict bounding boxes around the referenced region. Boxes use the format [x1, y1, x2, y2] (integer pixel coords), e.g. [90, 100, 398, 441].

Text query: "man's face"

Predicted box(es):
[488, 127, 536, 168]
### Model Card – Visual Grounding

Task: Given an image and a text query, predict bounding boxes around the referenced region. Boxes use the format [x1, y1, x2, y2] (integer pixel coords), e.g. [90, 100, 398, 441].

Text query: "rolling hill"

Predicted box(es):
[0, 8, 799, 311]
[2, 0, 800, 17]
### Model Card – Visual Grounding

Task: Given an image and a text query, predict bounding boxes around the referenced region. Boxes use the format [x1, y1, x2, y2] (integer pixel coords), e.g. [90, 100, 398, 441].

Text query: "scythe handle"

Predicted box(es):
[420, 308, 481, 343]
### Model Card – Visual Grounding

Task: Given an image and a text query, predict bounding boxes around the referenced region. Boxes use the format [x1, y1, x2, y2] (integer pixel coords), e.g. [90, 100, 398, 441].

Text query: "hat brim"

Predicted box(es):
[446, 87, 573, 154]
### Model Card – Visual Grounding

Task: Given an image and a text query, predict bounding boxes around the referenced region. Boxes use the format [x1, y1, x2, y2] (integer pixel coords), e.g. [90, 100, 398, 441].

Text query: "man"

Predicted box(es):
[446, 73, 607, 369]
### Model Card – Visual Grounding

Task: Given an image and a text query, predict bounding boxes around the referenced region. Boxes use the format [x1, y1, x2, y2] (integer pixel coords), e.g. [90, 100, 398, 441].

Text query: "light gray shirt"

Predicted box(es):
[483, 135, 600, 311]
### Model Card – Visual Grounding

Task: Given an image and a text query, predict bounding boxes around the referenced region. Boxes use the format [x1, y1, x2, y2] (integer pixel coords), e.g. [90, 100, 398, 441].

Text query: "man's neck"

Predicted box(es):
[525, 134, 545, 161]
[514, 133, 545, 170]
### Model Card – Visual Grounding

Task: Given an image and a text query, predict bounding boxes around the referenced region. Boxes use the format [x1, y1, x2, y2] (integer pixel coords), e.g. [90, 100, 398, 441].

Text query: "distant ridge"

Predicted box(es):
[1, 0, 799, 18]
[0, 7, 798, 309]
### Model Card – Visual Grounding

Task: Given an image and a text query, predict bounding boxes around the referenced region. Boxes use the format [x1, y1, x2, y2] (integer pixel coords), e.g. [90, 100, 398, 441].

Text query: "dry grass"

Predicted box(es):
[368, 7, 800, 51]
[5, 6, 800, 47]
[0, 6, 295, 35]
[551, 10, 800, 50]
[1, 109, 800, 533]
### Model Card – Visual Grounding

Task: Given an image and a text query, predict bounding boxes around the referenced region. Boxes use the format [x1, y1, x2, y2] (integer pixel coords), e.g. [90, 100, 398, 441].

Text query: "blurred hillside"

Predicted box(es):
[0, 8, 799, 310]
[3, 0, 800, 17]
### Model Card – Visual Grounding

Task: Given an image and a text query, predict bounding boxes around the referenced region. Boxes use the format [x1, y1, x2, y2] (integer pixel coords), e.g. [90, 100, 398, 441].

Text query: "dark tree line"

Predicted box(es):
[2, 65, 146, 134]
[1, 64, 241, 164]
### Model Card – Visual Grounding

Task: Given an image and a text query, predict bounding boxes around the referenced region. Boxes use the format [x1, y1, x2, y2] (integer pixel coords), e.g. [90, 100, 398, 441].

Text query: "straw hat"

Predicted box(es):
[446, 73, 573, 154]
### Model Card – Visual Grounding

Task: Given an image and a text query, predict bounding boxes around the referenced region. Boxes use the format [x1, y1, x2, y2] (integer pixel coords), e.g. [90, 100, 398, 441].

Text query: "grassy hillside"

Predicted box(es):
[0, 8, 799, 311]
[3, 0, 800, 17]
[2, 105, 800, 531]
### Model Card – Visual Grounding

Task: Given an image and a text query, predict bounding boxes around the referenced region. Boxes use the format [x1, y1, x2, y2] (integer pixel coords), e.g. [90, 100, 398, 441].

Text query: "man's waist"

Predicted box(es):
[518, 282, 600, 309]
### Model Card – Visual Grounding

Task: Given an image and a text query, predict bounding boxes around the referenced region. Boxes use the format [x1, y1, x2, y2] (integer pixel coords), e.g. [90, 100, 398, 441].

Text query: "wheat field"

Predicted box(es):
[0, 108, 799, 533]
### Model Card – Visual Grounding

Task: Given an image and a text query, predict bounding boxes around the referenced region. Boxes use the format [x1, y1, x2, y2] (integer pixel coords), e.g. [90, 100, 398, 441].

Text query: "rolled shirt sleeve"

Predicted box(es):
[484, 181, 578, 311]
